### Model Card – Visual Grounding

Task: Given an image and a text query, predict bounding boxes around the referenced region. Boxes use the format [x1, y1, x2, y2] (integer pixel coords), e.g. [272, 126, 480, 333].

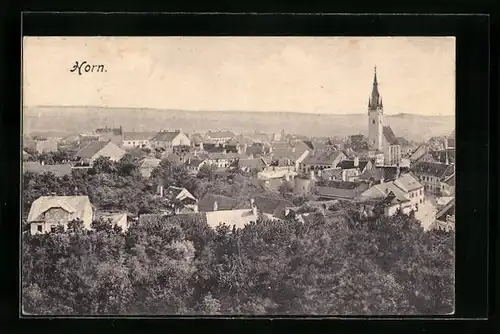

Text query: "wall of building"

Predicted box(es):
[123, 139, 151, 149]
[172, 133, 191, 146]
[368, 110, 383, 151]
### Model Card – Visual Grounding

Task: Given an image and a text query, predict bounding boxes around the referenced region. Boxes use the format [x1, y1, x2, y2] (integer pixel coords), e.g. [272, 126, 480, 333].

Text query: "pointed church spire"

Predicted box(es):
[369, 65, 382, 111]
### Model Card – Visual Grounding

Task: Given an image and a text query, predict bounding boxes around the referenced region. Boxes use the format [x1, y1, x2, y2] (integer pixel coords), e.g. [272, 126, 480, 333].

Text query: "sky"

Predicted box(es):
[23, 36, 456, 116]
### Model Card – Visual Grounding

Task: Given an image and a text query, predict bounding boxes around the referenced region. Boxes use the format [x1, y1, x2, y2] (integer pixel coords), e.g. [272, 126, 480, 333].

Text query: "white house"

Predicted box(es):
[27, 196, 94, 235]
[205, 130, 236, 144]
[74, 141, 126, 165]
[359, 173, 424, 215]
[151, 130, 191, 150]
[122, 132, 157, 149]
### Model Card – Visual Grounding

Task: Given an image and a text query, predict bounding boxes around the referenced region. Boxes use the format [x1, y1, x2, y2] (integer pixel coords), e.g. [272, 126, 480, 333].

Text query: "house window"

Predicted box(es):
[372, 119, 375, 124]
[50, 225, 56, 233]
[37, 225, 43, 233]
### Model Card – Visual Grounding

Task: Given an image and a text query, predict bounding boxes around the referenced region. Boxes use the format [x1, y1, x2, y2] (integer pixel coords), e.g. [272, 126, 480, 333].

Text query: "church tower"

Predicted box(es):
[368, 66, 384, 151]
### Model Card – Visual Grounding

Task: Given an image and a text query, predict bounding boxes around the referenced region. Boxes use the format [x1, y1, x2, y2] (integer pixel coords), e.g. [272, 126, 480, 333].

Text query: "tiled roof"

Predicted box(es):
[205, 209, 258, 229]
[393, 173, 423, 192]
[412, 161, 455, 179]
[23, 162, 73, 178]
[337, 159, 369, 171]
[238, 158, 267, 170]
[358, 167, 385, 182]
[27, 196, 91, 222]
[198, 193, 239, 212]
[253, 196, 293, 218]
[303, 150, 344, 165]
[123, 132, 157, 141]
[383, 126, 398, 145]
[320, 168, 343, 180]
[315, 186, 365, 200]
[152, 131, 181, 142]
[140, 158, 161, 169]
[75, 141, 110, 159]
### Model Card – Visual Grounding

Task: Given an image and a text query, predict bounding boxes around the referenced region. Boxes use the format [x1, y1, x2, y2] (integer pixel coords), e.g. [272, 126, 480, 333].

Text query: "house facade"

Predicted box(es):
[27, 196, 94, 235]
[205, 130, 235, 144]
[151, 130, 191, 151]
[359, 173, 424, 214]
[24, 138, 59, 153]
[411, 161, 455, 195]
[122, 132, 157, 149]
[300, 150, 346, 175]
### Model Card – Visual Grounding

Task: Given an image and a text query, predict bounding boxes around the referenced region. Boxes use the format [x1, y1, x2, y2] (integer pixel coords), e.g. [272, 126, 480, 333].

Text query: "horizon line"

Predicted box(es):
[23, 105, 454, 117]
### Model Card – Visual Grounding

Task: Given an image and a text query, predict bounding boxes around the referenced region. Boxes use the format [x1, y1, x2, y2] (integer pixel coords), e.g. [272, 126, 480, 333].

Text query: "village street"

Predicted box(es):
[415, 195, 438, 231]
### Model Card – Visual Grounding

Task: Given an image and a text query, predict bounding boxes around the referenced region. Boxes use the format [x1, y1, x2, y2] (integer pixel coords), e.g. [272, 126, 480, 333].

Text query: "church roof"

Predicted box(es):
[383, 126, 398, 145]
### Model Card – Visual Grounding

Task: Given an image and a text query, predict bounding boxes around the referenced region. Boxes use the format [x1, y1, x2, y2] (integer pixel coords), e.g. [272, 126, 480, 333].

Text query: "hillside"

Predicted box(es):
[23, 106, 455, 142]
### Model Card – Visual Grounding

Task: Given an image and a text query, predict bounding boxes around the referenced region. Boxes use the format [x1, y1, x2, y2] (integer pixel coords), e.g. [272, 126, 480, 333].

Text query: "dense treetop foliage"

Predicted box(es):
[22, 154, 454, 315]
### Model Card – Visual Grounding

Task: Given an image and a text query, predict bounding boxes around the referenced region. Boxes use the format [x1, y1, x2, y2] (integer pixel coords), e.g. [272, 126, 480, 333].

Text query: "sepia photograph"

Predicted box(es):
[21, 36, 456, 316]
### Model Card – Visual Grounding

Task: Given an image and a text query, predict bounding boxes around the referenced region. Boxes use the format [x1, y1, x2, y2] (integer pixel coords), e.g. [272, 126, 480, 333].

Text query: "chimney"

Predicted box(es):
[285, 208, 290, 216]
[251, 199, 257, 216]
[250, 198, 255, 208]
[41, 160, 45, 166]
[213, 201, 218, 211]
[354, 156, 359, 167]
[200, 142, 204, 151]
[285, 173, 290, 182]
[194, 204, 199, 213]
[158, 185, 164, 197]
[310, 170, 315, 180]
[292, 147, 296, 153]
[268, 145, 273, 154]
[396, 165, 401, 179]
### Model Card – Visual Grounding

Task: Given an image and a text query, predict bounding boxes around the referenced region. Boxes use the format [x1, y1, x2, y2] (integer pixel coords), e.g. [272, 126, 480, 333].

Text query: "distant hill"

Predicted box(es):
[23, 106, 455, 142]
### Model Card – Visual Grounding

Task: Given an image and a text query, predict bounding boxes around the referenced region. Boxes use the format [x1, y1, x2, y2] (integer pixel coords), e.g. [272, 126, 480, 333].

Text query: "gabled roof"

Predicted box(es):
[123, 132, 157, 141]
[23, 162, 73, 178]
[358, 167, 385, 182]
[303, 150, 344, 165]
[383, 126, 398, 145]
[27, 196, 91, 222]
[238, 158, 267, 170]
[206, 131, 235, 139]
[253, 196, 294, 218]
[198, 193, 239, 212]
[185, 157, 207, 167]
[152, 131, 182, 142]
[95, 212, 128, 225]
[75, 141, 110, 158]
[393, 173, 423, 192]
[205, 209, 258, 229]
[412, 161, 455, 179]
[165, 186, 197, 201]
[140, 158, 161, 169]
